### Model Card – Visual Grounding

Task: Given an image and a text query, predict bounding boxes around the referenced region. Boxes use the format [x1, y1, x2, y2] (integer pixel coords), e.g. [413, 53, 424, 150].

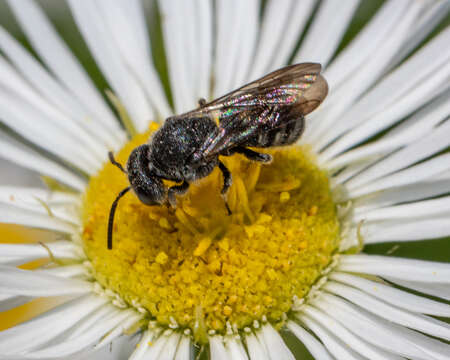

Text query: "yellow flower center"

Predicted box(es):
[82, 127, 340, 338]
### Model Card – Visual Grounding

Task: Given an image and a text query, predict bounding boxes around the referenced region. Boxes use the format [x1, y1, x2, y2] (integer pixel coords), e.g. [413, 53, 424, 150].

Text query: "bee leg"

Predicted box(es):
[234, 147, 272, 163]
[168, 181, 190, 208]
[218, 161, 232, 215]
[198, 98, 207, 107]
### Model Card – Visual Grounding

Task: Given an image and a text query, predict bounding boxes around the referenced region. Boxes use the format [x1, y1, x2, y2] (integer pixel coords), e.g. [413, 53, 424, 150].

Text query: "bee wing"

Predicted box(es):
[187, 63, 328, 158]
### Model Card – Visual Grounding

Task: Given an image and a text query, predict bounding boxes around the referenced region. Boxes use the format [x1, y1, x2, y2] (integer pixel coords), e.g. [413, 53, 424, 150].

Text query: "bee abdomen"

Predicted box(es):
[246, 116, 304, 148]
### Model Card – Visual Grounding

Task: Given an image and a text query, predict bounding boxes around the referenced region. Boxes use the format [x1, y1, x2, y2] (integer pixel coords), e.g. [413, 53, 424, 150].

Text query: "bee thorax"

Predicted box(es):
[149, 116, 219, 182]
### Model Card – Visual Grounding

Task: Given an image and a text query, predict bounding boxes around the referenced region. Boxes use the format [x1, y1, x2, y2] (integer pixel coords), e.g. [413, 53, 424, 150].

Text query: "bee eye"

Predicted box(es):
[132, 175, 166, 206]
[135, 190, 162, 206]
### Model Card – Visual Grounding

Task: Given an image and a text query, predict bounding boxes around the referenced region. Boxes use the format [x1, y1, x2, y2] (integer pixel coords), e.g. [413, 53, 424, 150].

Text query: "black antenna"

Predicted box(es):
[108, 186, 131, 250]
[107, 151, 130, 250]
[108, 151, 126, 173]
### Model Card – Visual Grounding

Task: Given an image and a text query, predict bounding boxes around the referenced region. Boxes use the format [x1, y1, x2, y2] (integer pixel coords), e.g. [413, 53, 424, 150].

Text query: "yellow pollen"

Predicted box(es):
[155, 251, 169, 265]
[279, 191, 290, 203]
[82, 129, 340, 335]
[194, 237, 212, 257]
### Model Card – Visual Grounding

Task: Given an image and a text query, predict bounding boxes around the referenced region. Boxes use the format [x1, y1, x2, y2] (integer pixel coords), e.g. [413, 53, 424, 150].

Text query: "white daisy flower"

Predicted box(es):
[0, 0, 449, 360]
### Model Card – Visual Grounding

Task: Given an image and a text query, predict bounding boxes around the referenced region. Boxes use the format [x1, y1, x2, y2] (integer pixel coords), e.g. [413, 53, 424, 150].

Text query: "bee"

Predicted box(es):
[108, 63, 328, 249]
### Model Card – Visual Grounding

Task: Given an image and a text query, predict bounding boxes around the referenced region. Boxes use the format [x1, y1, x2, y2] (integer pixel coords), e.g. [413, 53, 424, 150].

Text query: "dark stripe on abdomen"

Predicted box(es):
[244, 117, 304, 148]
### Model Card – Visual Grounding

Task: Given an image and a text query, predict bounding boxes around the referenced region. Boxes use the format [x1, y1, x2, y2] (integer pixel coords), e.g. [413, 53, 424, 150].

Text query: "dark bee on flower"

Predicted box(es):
[108, 63, 328, 249]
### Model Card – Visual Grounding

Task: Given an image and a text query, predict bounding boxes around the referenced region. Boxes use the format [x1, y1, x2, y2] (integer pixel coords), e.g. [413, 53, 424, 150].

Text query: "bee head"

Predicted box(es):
[129, 172, 166, 206]
[126, 145, 166, 205]
[107, 146, 166, 249]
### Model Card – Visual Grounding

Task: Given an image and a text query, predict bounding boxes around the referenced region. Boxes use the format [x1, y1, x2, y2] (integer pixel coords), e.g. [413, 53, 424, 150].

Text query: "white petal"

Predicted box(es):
[68, 0, 153, 132]
[286, 321, 333, 360]
[345, 153, 450, 199]
[249, 0, 291, 80]
[324, 0, 410, 91]
[184, 0, 200, 101]
[0, 265, 92, 297]
[209, 336, 228, 360]
[0, 203, 78, 235]
[436, 169, 450, 180]
[363, 217, 450, 243]
[179, 0, 199, 104]
[269, 0, 316, 72]
[323, 281, 450, 340]
[248, 0, 300, 80]
[6, 0, 124, 139]
[314, 293, 450, 360]
[330, 272, 450, 317]
[225, 337, 248, 360]
[158, 0, 194, 112]
[355, 196, 450, 222]
[245, 333, 269, 360]
[129, 330, 159, 360]
[379, 67, 450, 139]
[0, 295, 107, 354]
[81, 335, 139, 360]
[391, 1, 450, 66]
[0, 187, 81, 226]
[0, 157, 42, 188]
[68, 304, 119, 340]
[0, 241, 82, 266]
[16, 308, 138, 359]
[311, 25, 450, 151]
[0, 26, 123, 150]
[196, 0, 213, 99]
[319, 57, 450, 162]
[0, 187, 80, 205]
[331, 160, 374, 187]
[326, 90, 450, 170]
[0, 137, 86, 191]
[0, 184, 79, 207]
[229, 0, 260, 88]
[294, 0, 360, 67]
[212, 0, 235, 98]
[353, 179, 450, 214]
[94, 312, 142, 350]
[386, 278, 450, 301]
[260, 324, 294, 360]
[298, 313, 365, 360]
[0, 55, 114, 157]
[174, 336, 191, 360]
[141, 333, 169, 359]
[96, 0, 171, 118]
[303, 305, 403, 360]
[39, 264, 90, 280]
[338, 255, 450, 283]
[347, 121, 450, 190]
[155, 333, 180, 360]
[0, 87, 101, 174]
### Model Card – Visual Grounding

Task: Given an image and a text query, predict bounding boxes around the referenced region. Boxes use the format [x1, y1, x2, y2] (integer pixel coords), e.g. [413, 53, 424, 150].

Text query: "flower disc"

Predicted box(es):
[82, 129, 340, 336]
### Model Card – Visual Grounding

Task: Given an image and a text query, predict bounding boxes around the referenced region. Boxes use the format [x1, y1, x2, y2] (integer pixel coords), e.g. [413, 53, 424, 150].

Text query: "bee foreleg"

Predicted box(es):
[234, 147, 272, 163]
[218, 161, 232, 215]
[168, 181, 190, 208]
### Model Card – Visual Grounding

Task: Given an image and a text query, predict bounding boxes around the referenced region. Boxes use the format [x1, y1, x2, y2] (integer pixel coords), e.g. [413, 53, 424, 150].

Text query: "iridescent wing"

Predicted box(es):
[182, 63, 328, 158]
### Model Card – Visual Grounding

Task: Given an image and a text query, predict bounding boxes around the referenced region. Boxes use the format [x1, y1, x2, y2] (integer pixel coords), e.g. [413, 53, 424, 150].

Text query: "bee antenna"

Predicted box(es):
[108, 151, 126, 174]
[107, 186, 131, 250]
